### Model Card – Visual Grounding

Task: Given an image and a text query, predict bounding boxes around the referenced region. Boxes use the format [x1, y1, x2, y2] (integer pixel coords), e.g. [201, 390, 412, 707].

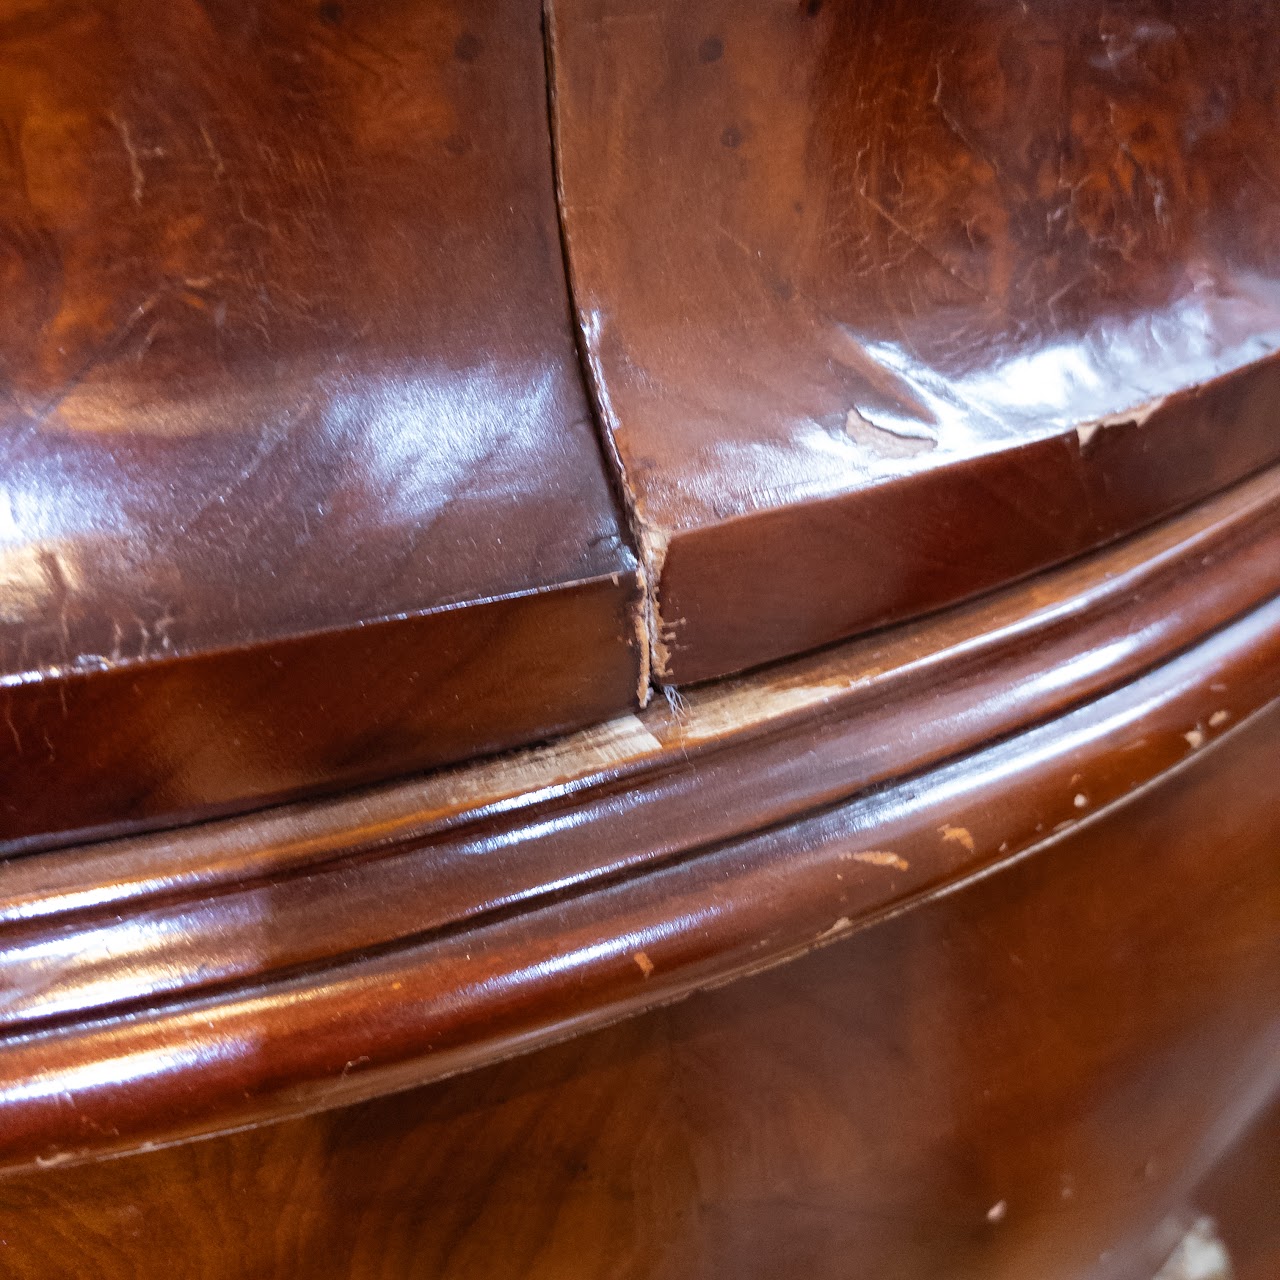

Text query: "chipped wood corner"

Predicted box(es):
[1075, 394, 1168, 451]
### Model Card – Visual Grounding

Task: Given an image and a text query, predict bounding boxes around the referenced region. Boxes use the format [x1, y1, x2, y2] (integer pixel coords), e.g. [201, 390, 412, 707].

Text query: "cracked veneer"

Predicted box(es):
[543, 3, 660, 698]
[546, 0, 1280, 687]
[1075, 394, 1168, 450]
[570, 306, 668, 698]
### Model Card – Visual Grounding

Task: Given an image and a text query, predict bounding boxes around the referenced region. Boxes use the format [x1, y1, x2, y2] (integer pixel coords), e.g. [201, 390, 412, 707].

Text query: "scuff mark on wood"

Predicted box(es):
[845, 407, 936, 457]
[110, 114, 146, 205]
[816, 916, 853, 941]
[846, 850, 909, 870]
[940, 823, 975, 851]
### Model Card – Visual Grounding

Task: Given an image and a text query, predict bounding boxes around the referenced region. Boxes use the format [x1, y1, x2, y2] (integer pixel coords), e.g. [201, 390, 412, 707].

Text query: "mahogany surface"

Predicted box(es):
[0, 0, 641, 850]
[0, 2, 1277, 1272]
[1, 694, 1276, 1279]
[0, 462, 1277, 1169]
[549, 0, 1280, 683]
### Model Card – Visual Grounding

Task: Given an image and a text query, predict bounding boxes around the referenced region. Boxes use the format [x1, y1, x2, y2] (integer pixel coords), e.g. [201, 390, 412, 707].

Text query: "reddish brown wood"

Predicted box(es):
[0, 456, 1276, 1170]
[0, 691, 1275, 1279]
[548, 0, 1280, 684]
[0, 2, 1277, 1271]
[1, 465, 1278, 1036]
[0, 0, 642, 851]
[1193, 1094, 1280, 1280]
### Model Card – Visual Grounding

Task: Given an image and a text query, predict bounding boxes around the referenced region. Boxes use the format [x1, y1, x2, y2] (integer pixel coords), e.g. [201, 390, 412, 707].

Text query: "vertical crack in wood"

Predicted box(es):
[540, 0, 661, 702]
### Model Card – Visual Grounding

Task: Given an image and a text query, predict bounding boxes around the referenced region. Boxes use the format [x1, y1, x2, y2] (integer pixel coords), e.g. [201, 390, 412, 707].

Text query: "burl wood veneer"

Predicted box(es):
[0, 2, 1277, 1276]
[549, 0, 1280, 683]
[0, 0, 641, 851]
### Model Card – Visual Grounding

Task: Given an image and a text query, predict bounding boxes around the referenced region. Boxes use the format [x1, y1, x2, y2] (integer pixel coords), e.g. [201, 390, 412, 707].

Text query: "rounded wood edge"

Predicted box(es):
[0, 460, 1276, 1044]
[0, 565, 1277, 1169]
[6, 461, 1280, 917]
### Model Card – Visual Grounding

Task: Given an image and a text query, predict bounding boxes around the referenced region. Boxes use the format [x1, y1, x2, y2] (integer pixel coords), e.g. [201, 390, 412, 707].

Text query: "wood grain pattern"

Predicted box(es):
[0, 3, 1277, 1270]
[0, 0, 642, 850]
[549, 0, 1280, 683]
[0, 692, 1275, 1278]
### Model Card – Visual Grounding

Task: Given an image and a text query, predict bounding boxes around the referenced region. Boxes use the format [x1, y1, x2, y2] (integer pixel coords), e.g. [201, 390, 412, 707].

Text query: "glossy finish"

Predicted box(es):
[0, 693, 1276, 1278]
[2, 3, 1278, 1270]
[549, 0, 1280, 683]
[0, 0, 642, 849]
[0, 460, 1277, 1168]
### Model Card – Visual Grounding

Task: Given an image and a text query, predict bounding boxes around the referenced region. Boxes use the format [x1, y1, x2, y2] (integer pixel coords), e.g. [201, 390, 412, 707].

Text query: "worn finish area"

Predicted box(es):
[549, 0, 1280, 683]
[0, 0, 642, 849]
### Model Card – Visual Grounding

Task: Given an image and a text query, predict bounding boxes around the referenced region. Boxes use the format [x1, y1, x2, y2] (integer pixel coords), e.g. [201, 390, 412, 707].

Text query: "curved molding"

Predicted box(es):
[2, 465, 1280, 1169]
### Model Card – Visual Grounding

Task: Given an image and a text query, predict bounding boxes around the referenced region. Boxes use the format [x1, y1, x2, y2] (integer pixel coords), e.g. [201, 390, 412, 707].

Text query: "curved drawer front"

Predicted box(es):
[549, 0, 1280, 682]
[0, 0, 642, 850]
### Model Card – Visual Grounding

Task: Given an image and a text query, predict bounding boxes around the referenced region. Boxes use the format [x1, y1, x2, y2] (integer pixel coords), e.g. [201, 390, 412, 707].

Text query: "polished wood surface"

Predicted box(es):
[1, 692, 1275, 1278]
[549, 0, 1280, 683]
[1, 2, 1277, 1272]
[0, 0, 641, 850]
[7, 464, 1278, 1019]
[0, 461, 1277, 1168]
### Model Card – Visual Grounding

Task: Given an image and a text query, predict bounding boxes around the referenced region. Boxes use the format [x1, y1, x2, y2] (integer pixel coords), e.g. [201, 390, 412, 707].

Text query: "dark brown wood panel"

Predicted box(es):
[0, 577, 640, 855]
[1, 694, 1276, 1279]
[0, 0, 642, 850]
[548, 0, 1280, 683]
